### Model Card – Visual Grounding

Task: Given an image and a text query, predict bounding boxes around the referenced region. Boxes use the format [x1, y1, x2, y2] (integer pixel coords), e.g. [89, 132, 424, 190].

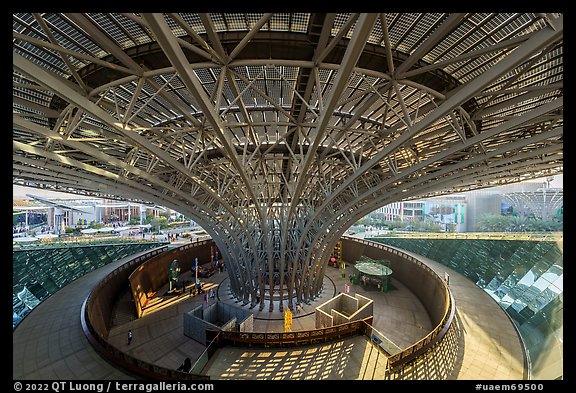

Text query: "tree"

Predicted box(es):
[476, 213, 562, 232]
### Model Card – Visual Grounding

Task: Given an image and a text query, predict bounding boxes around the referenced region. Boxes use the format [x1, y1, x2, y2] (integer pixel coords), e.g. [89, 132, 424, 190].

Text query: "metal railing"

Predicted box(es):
[80, 244, 210, 380]
[13, 236, 168, 249]
[81, 236, 456, 378]
[217, 318, 372, 348]
[341, 236, 456, 370]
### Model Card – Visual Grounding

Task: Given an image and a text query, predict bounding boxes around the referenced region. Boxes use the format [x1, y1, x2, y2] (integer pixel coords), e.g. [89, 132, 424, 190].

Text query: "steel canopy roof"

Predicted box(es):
[13, 13, 563, 226]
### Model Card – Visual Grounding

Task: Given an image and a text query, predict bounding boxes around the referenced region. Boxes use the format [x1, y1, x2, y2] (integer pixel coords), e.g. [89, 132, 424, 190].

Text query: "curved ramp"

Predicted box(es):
[13, 245, 526, 380]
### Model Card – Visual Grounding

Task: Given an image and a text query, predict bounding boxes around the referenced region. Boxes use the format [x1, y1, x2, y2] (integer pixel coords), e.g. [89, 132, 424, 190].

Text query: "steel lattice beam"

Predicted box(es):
[13, 12, 563, 311]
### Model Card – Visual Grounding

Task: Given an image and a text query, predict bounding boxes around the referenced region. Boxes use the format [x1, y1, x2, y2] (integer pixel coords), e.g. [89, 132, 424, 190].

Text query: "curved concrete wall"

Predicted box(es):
[83, 237, 456, 378]
[341, 237, 448, 328]
[86, 246, 168, 338]
[81, 244, 211, 380]
[129, 241, 213, 318]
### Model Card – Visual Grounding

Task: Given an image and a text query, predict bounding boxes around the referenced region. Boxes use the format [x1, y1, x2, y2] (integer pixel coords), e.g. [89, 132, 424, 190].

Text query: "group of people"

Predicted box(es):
[13, 224, 31, 235]
[188, 282, 217, 301]
[214, 260, 225, 273]
[167, 232, 181, 242]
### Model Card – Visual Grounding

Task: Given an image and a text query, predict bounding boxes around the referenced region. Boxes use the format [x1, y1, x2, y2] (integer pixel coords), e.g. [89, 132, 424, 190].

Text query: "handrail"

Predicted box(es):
[80, 244, 210, 380]
[189, 330, 223, 374]
[13, 238, 169, 250]
[341, 235, 456, 370]
[204, 237, 455, 371]
[387, 285, 455, 369]
[217, 318, 373, 347]
[82, 236, 456, 378]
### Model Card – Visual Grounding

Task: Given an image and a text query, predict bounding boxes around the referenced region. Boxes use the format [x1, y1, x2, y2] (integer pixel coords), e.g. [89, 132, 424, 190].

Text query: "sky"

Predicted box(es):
[13, 174, 563, 200]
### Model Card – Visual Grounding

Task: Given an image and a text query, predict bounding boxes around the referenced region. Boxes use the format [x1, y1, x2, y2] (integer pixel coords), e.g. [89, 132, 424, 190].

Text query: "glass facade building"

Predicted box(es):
[368, 236, 563, 379]
[13, 241, 167, 328]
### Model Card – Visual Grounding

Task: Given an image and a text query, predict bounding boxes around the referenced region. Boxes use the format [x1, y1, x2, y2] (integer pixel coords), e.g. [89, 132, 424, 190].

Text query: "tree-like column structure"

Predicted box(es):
[12, 13, 563, 311]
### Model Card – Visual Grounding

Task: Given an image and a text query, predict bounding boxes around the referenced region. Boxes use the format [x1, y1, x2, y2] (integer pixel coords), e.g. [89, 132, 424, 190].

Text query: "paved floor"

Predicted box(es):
[13, 240, 526, 380]
[203, 334, 388, 380]
[104, 264, 429, 378]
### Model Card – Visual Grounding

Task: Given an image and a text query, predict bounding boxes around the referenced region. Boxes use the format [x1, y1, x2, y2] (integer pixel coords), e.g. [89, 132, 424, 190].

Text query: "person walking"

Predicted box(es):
[127, 329, 133, 345]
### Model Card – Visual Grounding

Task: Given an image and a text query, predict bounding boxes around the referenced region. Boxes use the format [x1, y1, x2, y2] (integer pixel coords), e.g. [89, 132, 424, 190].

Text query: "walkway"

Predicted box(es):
[13, 241, 526, 380]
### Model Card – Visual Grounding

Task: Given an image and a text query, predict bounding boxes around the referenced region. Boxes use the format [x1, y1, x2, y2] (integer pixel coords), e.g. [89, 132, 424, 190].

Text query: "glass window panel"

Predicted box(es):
[499, 294, 514, 308]
[549, 275, 563, 293]
[532, 275, 551, 292]
[516, 270, 537, 287]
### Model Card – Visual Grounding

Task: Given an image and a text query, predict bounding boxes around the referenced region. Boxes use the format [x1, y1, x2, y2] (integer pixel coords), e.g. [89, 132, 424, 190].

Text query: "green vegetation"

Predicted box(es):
[356, 211, 563, 233]
[145, 212, 169, 232]
[88, 221, 104, 229]
[355, 217, 444, 232]
[476, 213, 562, 232]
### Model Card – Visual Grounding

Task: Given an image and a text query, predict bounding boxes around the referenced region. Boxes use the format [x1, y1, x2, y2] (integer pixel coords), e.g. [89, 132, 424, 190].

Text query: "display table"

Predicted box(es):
[353, 261, 393, 292]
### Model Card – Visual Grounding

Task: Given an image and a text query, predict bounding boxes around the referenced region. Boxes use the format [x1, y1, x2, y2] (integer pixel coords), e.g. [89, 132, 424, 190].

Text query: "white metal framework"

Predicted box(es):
[502, 188, 563, 221]
[13, 13, 563, 311]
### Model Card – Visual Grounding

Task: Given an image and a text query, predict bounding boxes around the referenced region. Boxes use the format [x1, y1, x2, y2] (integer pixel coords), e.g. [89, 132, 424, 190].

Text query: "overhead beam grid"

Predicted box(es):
[13, 12, 563, 310]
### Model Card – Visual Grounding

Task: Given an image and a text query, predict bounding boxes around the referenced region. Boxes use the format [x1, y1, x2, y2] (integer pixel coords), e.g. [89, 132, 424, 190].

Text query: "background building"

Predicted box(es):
[424, 195, 467, 232]
[363, 176, 562, 233]
[13, 194, 182, 235]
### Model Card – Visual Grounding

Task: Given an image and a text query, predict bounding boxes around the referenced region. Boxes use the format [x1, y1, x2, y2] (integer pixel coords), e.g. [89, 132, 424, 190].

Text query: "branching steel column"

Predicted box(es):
[13, 13, 562, 313]
[303, 16, 564, 235]
[289, 13, 378, 223]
